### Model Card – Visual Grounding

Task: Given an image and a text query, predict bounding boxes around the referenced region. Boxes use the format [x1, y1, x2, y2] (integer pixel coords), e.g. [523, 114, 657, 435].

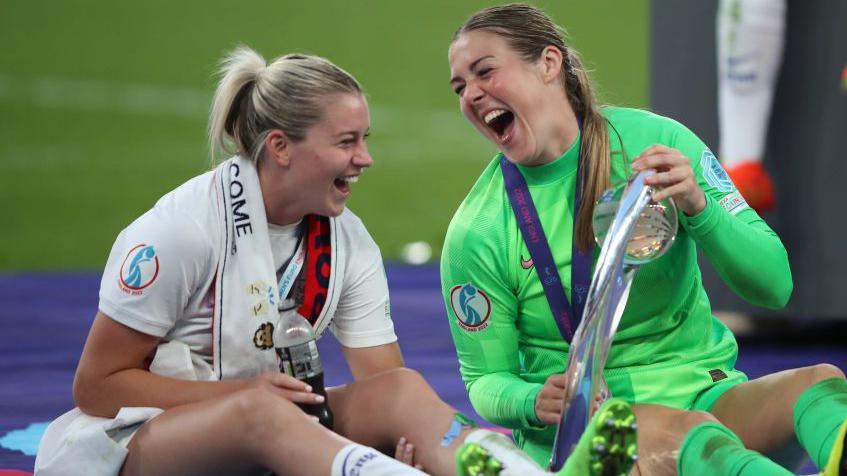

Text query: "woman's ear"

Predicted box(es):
[539, 45, 564, 84]
[264, 130, 291, 167]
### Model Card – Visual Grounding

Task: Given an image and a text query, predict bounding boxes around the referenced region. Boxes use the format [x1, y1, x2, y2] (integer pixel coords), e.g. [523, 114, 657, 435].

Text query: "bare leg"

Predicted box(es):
[329, 368, 475, 476]
[710, 364, 846, 469]
[628, 404, 720, 476]
[121, 386, 350, 476]
[326, 369, 721, 476]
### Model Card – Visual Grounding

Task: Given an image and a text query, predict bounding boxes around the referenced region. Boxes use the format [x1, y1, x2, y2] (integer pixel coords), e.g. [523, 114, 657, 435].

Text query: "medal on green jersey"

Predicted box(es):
[500, 143, 591, 342]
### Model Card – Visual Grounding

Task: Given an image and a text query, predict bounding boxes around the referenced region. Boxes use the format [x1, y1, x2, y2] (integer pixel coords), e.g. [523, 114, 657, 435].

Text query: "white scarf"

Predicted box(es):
[211, 157, 342, 379]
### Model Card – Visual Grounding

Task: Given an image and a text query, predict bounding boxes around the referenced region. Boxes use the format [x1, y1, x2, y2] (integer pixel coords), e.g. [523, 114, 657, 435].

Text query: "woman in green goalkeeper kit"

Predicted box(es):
[442, 3, 847, 475]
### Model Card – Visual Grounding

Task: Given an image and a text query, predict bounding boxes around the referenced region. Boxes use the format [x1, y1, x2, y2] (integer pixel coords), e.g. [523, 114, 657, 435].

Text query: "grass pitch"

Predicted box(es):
[0, 0, 647, 269]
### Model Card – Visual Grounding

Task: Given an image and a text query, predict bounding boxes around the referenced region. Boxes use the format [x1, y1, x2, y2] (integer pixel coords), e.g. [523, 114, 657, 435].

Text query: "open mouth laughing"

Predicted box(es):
[483, 108, 516, 144]
[333, 174, 358, 195]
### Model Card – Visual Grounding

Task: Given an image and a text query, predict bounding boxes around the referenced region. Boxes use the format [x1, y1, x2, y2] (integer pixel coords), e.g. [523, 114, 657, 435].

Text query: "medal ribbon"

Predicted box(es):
[501, 123, 591, 342]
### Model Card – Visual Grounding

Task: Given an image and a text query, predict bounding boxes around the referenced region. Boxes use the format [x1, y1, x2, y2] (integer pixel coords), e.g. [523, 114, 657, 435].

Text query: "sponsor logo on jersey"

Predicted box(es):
[520, 255, 534, 270]
[718, 191, 749, 215]
[700, 149, 735, 192]
[119, 244, 159, 294]
[450, 283, 491, 331]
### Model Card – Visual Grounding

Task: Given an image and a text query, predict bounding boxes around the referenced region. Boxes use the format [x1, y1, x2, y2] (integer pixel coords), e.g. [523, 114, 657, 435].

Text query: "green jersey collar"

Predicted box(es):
[510, 131, 581, 186]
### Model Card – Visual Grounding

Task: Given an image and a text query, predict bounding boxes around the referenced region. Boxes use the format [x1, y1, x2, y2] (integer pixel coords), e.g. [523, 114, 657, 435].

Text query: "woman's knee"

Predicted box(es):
[678, 410, 720, 433]
[332, 368, 442, 440]
[662, 411, 721, 454]
[635, 405, 719, 438]
[633, 406, 720, 468]
[366, 368, 441, 411]
[227, 387, 306, 440]
[802, 363, 846, 385]
[372, 368, 430, 394]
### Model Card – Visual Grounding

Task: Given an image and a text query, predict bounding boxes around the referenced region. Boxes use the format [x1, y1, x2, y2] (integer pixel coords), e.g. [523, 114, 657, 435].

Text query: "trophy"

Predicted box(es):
[549, 171, 677, 471]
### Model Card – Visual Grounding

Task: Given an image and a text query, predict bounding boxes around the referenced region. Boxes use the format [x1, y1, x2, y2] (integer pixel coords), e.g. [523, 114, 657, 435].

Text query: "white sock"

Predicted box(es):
[464, 429, 545, 475]
[330, 443, 425, 476]
[717, 0, 786, 167]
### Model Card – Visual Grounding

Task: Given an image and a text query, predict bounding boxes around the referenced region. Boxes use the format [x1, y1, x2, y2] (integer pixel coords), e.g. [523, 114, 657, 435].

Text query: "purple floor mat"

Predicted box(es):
[1, 266, 846, 472]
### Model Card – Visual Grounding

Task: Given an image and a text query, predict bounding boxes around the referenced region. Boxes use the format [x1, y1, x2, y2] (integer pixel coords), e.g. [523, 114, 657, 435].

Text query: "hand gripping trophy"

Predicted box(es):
[550, 171, 678, 472]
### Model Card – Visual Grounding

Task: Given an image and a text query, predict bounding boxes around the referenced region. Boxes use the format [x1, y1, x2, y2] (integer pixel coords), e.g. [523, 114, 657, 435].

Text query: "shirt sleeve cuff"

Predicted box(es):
[98, 300, 171, 337]
[521, 383, 545, 429]
[330, 326, 398, 348]
[682, 193, 721, 238]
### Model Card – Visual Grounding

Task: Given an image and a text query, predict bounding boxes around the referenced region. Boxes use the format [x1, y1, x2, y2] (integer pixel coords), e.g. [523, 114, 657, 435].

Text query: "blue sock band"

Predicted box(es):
[441, 413, 477, 447]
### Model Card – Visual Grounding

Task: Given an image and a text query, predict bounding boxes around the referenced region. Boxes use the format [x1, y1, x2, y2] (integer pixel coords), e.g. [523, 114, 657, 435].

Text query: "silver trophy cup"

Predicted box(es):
[549, 171, 677, 471]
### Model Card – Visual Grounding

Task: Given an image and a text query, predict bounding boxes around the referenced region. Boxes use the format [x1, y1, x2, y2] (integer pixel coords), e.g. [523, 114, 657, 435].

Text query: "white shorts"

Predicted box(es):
[34, 406, 163, 476]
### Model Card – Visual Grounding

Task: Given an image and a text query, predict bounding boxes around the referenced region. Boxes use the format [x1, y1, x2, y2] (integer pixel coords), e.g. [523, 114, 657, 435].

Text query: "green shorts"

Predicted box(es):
[690, 373, 748, 412]
[606, 363, 748, 411]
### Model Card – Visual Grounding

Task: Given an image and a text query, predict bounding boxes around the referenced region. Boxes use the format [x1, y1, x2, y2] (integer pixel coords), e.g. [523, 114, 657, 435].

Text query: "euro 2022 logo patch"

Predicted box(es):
[450, 283, 491, 332]
[700, 149, 735, 193]
[119, 244, 159, 295]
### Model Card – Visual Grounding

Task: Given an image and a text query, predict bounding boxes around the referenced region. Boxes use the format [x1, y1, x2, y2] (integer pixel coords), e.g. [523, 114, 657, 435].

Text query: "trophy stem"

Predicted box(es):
[549, 173, 655, 471]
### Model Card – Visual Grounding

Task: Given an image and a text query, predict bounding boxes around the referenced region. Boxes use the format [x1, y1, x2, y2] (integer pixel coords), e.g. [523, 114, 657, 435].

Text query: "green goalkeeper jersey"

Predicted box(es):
[440, 107, 792, 463]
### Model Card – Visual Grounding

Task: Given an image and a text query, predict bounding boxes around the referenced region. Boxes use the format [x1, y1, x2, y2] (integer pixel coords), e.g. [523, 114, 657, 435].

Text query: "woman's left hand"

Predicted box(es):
[632, 144, 706, 216]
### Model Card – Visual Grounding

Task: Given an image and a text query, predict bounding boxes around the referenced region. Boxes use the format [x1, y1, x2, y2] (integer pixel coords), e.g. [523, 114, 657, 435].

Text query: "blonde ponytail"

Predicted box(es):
[564, 48, 611, 252]
[208, 46, 267, 162]
[207, 45, 363, 164]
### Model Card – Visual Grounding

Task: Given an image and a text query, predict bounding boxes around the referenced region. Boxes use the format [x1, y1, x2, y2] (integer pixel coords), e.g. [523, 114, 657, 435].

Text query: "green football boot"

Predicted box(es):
[456, 398, 638, 476]
[559, 398, 638, 476]
[455, 443, 506, 476]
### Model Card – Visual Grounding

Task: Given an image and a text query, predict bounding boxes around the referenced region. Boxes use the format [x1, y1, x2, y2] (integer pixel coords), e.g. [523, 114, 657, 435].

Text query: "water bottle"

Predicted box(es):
[274, 309, 333, 429]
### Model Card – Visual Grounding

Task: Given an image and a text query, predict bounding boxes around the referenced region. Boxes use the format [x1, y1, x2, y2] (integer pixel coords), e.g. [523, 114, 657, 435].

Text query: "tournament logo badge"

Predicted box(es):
[119, 244, 159, 294]
[700, 149, 735, 192]
[450, 283, 491, 331]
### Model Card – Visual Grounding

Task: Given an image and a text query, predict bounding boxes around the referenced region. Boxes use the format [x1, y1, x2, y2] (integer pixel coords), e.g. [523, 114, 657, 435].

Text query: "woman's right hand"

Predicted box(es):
[534, 373, 608, 425]
[249, 372, 325, 406]
[535, 374, 568, 425]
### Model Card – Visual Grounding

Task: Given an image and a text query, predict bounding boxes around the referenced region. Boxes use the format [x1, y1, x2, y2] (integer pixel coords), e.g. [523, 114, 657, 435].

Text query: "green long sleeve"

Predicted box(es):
[684, 194, 792, 308]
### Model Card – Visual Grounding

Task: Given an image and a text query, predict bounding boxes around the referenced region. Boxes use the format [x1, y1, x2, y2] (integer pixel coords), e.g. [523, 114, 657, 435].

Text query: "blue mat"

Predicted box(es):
[1, 266, 845, 472]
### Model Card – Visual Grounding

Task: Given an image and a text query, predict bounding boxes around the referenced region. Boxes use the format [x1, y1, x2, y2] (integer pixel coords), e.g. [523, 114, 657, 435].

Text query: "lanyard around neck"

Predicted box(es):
[500, 127, 591, 343]
[276, 228, 306, 308]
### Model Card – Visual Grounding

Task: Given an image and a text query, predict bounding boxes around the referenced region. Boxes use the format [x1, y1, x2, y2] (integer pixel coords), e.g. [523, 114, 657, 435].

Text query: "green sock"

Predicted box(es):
[678, 422, 792, 476]
[793, 377, 847, 469]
